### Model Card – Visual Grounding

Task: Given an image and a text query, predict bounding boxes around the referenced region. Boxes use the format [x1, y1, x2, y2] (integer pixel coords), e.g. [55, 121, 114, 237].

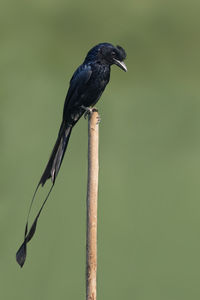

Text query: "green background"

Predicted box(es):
[1, 0, 200, 299]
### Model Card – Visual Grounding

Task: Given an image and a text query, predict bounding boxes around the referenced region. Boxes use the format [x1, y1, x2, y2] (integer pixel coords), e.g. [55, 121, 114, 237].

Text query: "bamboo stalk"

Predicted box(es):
[86, 111, 99, 300]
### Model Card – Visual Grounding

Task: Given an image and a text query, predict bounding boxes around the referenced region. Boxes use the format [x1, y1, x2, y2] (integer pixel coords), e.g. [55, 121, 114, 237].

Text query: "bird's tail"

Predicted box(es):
[40, 122, 73, 186]
[16, 122, 73, 267]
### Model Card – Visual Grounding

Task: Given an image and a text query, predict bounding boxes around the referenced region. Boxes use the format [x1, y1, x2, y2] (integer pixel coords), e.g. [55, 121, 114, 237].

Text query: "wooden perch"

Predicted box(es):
[86, 110, 99, 300]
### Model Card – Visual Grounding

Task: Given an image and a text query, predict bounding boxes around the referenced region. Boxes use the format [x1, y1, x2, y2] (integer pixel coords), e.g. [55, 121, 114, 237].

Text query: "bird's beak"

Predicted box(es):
[113, 59, 127, 72]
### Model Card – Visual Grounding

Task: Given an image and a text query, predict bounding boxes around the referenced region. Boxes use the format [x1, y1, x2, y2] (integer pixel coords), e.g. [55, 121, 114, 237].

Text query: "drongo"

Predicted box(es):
[16, 42, 127, 267]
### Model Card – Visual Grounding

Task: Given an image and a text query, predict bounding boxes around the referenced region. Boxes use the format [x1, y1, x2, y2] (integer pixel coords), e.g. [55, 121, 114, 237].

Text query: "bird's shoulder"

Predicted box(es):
[70, 63, 92, 87]
[70, 61, 109, 87]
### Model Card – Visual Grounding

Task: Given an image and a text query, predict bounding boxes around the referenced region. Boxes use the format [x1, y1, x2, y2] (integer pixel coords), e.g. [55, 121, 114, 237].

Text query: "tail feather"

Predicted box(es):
[16, 122, 73, 267]
[39, 123, 72, 186]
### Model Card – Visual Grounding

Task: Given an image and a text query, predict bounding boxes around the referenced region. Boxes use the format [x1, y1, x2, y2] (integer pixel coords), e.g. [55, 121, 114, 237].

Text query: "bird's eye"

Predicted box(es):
[111, 51, 115, 57]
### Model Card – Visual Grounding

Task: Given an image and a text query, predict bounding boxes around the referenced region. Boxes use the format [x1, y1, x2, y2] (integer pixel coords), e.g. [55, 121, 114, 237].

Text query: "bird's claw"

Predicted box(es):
[81, 106, 98, 119]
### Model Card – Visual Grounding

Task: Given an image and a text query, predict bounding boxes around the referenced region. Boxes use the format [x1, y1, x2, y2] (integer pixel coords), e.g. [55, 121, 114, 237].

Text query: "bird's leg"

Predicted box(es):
[81, 105, 93, 119]
[81, 106, 98, 119]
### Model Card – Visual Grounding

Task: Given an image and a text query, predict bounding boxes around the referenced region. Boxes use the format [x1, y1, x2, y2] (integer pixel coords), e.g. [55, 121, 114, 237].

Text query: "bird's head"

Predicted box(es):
[85, 43, 127, 72]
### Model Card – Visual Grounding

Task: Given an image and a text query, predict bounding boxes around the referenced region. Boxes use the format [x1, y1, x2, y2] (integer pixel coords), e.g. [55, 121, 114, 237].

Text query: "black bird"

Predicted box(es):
[16, 42, 127, 267]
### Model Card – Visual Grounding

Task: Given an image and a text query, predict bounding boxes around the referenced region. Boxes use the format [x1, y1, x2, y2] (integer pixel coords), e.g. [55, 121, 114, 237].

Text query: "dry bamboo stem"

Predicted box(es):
[86, 111, 99, 300]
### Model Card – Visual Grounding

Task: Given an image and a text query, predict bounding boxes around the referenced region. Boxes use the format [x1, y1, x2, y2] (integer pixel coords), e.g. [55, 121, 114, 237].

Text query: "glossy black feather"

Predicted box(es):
[16, 42, 127, 267]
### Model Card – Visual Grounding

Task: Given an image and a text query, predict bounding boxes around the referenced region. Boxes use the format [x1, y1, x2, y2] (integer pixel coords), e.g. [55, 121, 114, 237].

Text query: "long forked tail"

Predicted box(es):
[16, 122, 73, 267]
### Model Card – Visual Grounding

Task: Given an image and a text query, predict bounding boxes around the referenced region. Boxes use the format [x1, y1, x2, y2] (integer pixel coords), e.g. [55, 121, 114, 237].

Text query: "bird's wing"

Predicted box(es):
[63, 63, 92, 118]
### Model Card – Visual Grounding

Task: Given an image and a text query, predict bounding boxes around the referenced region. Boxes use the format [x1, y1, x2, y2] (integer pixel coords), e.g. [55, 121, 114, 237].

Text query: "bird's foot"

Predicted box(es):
[81, 106, 98, 119]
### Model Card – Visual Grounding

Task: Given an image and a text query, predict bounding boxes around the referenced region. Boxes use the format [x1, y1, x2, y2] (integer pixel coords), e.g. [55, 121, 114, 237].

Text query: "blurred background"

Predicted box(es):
[1, 0, 200, 299]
